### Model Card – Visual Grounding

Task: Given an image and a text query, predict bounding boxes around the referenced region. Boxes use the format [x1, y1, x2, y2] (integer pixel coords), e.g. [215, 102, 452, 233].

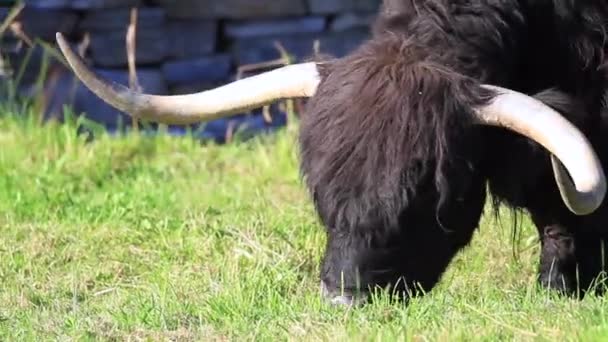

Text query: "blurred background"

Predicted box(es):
[0, 0, 380, 143]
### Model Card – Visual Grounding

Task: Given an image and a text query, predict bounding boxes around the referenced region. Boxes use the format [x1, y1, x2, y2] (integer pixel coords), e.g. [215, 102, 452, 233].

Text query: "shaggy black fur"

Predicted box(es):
[299, 0, 608, 304]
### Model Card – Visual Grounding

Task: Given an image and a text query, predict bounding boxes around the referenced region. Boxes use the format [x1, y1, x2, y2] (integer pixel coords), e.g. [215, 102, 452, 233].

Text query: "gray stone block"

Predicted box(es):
[88, 26, 169, 67]
[70, 0, 141, 10]
[354, 0, 382, 12]
[231, 28, 368, 65]
[22, 0, 70, 8]
[161, 54, 232, 86]
[231, 33, 320, 65]
[80, 7, 166, 31]
[330, 12, 375, 31]
[308, 0, 353, 14]
[224, 16, 326, 39]
[218, 0, 308, 18]
[309, 0, 380, 14]
[166, 19, 217, 59]
[19, 7, 79, 40]
[151, 0, 307, 19]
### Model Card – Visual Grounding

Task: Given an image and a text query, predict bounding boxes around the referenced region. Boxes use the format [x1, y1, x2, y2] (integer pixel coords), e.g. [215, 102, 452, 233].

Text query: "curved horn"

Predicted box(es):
[55, 32, 320, 125]
[56, 32, 605, 215]
[474, 85, 606, 215]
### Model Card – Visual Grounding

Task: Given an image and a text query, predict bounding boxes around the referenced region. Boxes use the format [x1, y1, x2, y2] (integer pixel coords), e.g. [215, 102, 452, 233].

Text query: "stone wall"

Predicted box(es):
[0, 1, 380, 141]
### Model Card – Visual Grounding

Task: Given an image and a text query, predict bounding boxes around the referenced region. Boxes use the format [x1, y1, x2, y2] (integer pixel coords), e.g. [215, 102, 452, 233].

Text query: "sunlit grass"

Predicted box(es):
[0, 109, 607, 341]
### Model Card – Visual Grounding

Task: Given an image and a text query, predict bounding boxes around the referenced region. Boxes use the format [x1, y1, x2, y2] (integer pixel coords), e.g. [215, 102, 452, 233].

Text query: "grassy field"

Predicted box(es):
[1, 111, 608, 341]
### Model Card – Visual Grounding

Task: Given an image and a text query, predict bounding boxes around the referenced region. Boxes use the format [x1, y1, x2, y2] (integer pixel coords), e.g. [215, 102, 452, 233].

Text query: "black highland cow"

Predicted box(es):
[55, 0, 608, 306]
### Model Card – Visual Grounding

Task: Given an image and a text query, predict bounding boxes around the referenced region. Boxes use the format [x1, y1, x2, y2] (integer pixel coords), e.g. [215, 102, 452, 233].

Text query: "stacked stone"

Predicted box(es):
[2, 0, 380, 141]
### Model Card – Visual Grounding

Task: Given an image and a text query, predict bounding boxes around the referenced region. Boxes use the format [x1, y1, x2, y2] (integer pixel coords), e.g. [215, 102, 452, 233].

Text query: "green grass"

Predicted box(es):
[1, 111, 608, 341]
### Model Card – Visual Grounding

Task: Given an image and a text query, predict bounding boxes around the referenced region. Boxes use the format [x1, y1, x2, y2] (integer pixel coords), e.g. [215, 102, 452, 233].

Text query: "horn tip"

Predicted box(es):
[55, 32, 70, 53]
